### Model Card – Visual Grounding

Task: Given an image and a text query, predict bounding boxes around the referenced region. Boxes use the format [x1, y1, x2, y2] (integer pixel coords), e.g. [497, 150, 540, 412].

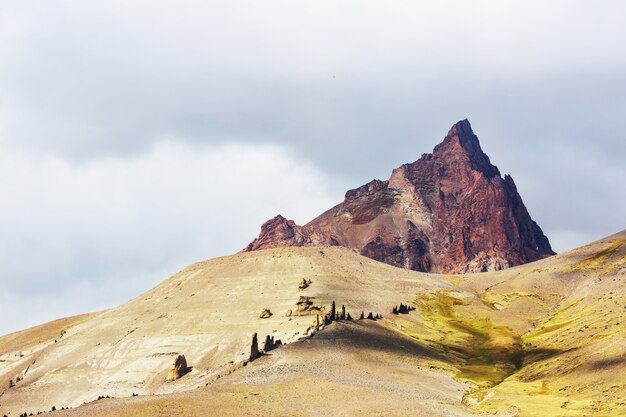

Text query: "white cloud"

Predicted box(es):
[0, 141, 346, 334]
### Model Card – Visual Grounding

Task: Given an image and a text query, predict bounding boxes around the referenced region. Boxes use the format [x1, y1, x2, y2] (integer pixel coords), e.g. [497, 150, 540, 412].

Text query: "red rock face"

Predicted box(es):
[245, 120, 555, 273]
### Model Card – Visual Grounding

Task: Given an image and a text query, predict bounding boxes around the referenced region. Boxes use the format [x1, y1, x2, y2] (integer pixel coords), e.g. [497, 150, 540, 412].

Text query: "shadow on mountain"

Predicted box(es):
[588, 356, 626, 371]
[521, 347, 577, 367]
[301, 320, 450, 363]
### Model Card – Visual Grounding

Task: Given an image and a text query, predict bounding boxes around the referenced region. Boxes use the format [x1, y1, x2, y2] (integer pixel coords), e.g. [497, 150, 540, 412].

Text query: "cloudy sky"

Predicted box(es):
[1, 1, 625, 335]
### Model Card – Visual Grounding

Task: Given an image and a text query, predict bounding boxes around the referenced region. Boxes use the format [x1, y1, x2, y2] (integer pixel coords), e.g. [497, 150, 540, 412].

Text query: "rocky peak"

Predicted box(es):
[432, 118, 500, 179]
[244, 120, 555, 274]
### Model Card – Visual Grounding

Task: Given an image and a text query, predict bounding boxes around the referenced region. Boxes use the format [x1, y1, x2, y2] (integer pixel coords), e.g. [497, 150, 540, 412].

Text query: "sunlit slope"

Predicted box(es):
[0, 246, 451, 415]
[393, 231, 626, 416]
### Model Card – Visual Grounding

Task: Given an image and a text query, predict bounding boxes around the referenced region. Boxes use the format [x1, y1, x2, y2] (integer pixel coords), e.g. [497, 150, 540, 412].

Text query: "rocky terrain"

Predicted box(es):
[0, 230, 625, 416]
[245, 120, 554, 273]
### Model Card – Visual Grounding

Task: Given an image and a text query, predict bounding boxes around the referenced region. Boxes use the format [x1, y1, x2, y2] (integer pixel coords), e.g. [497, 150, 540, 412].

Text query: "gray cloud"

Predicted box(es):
[0, 1, 624, 333]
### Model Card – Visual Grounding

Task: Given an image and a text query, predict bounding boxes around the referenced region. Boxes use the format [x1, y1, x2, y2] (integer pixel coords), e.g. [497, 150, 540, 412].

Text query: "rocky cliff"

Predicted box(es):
[245, 119, 554, 273]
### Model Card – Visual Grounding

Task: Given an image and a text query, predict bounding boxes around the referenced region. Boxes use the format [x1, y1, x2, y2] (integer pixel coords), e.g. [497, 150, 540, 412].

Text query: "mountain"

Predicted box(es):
[3, 119, 623, 417]
[245, 119, 555, 273]
[1, 231, 624, 416]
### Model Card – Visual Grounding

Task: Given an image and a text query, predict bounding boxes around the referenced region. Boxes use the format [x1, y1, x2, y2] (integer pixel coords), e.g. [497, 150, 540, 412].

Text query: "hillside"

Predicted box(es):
[1, 231, 625, 416]
[0, 246, 454, 415]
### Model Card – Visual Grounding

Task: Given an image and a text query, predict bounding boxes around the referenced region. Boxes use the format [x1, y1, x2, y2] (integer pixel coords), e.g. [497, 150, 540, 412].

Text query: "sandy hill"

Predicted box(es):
[1, 231, 625, 416]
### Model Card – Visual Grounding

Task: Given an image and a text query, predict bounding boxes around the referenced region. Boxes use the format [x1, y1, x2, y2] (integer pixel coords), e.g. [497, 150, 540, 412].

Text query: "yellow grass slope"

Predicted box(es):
[461, 232, 626, 416]
[398, 230, 626, 417]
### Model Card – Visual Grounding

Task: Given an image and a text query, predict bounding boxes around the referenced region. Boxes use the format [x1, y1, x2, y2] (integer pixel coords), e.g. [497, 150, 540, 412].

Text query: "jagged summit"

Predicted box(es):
[434, 118, 501, 179]
[245, 120, 555, 274]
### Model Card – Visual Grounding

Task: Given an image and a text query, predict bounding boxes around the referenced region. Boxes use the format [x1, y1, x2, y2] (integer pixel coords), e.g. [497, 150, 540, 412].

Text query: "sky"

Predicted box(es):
[1, 1, 625, 335]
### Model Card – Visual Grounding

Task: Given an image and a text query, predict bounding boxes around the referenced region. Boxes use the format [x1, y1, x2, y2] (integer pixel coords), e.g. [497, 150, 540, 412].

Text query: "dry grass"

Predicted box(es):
[572, 238, 626, 274]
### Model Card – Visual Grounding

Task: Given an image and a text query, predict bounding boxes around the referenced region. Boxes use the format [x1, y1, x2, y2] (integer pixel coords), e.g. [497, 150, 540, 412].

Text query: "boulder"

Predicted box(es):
[165, 355, 189, 381]
[259, 309, 273, 319]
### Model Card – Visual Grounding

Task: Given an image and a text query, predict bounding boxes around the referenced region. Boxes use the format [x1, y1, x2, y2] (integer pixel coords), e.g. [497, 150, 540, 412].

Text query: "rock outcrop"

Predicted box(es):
[263, 335, 281, 353]
[165, 355, 189, 381]
[249, 333, 261, 361]
[245, 216, 309, 251]
[245, 119, 555, 273]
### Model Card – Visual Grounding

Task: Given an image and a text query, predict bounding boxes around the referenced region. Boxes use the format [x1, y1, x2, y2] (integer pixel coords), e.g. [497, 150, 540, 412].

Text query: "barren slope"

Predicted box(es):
[51, 321, 476, 417]
[0, 246, 461, 416]
[1, 231, 625, 417]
